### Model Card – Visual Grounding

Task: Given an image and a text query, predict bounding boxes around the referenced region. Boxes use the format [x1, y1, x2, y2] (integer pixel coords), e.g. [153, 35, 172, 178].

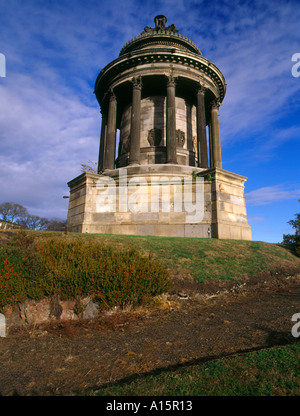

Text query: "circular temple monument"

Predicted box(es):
[67, 15, 252, 240]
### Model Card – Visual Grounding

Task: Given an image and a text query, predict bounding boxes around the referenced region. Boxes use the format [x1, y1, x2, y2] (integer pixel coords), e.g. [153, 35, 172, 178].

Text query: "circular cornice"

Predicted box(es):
[119, 31, 202, 57]
[94, 48, 226, 105]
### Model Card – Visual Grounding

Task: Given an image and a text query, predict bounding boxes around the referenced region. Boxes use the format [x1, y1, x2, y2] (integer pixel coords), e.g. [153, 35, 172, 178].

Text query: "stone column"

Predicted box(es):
[196, 84, 208, 168]
[98, 107, 107, 173]
[166, 75, 177, 164]
[103, 90, 117, 170]
[129, 76, 142, 165]
[208, 122, 214, 168]
[210, 99, 222, 169]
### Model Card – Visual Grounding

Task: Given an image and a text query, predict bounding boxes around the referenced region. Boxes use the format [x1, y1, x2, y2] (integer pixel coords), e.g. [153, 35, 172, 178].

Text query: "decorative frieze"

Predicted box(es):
[95, 52, 226, 104]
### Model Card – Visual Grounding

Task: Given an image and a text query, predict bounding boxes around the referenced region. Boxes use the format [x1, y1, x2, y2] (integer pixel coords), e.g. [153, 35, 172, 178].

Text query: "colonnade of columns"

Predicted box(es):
[98, 76, 222, 172]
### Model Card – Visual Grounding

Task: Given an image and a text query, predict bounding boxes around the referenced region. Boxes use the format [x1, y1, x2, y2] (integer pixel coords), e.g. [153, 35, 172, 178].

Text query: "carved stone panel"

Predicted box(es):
[147, 128, 163, 146]
[176, 129, 185, 147]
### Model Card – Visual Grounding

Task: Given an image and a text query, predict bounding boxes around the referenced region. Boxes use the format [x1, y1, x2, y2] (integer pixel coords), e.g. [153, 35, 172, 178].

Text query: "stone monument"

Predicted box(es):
[67, 15, 251, 240]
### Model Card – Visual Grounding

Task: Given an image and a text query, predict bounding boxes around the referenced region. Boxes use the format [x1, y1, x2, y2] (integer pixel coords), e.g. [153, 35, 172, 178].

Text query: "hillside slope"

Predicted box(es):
[70, 233, 300, 282]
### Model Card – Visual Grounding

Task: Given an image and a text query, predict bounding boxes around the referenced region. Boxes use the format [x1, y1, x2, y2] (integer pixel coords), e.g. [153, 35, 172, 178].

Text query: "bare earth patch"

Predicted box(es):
[0, 274, 299, 396]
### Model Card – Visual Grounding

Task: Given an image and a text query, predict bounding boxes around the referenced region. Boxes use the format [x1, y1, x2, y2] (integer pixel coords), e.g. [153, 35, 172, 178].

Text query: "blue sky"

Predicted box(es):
[0, 0, 299, 243]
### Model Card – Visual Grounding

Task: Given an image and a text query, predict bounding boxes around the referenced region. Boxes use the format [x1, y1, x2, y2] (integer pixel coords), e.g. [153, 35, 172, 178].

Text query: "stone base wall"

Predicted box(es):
[200, 168, 252, 240]
[3, 296, 100, 332]
[67, 165, 251, 240]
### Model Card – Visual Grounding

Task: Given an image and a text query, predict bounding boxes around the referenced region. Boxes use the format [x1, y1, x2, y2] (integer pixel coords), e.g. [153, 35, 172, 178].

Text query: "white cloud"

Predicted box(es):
[0, 69, 99, 219]
[246, 184, 300, 206]
[248, 216, 265, 223]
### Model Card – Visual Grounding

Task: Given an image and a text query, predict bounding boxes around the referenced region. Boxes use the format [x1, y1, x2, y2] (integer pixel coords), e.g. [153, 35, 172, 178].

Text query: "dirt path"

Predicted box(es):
[0, 277, 299, 396]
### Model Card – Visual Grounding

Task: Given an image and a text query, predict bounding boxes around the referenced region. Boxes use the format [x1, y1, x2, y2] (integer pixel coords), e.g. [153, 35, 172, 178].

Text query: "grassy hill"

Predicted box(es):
[2, 230, 298, 281]
[57, 232, 300, 282]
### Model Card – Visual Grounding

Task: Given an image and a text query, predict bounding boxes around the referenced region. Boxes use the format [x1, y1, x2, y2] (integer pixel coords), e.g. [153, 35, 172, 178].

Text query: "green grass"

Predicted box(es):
[28, 231, 300, 282]
[0, 231, 300, 296]
[83, 344, 300, 396]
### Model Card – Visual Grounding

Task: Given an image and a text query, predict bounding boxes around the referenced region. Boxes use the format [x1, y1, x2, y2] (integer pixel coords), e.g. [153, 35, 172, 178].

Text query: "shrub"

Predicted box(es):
[0, 259, 20, 307]
[0, 232, 49, 307]
[281, 233, 300, 258]
[0, 232, 171, 311]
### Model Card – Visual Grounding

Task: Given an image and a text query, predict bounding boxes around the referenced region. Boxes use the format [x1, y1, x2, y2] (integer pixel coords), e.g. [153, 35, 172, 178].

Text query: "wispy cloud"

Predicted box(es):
[246, 184, 300, 206]
[248, 216, 265, 223]
[0, 69, 99, 217]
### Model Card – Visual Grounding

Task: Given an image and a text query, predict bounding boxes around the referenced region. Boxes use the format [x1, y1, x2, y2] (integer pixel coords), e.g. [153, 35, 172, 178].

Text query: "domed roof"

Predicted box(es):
[119, 15, 202, 56]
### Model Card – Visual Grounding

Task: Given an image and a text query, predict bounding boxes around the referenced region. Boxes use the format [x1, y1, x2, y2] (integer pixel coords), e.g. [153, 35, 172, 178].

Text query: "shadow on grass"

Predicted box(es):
[79, 330, 300, 396]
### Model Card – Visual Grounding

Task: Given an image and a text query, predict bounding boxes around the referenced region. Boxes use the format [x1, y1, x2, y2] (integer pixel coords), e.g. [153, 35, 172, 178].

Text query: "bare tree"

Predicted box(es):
[80, 160, 98, 174]
[0, 202, 28, 223]
[17, 214, 50, 231]
[0, 201, 67, 232]
[46, 218, 67, 231]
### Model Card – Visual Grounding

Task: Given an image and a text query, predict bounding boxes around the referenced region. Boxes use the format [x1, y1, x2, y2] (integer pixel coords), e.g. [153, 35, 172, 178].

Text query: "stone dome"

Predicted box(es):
[119, 15, 202, 56]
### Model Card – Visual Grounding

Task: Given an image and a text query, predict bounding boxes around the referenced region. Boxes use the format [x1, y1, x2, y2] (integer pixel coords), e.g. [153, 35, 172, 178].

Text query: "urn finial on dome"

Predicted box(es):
[154, 15, 167, 29]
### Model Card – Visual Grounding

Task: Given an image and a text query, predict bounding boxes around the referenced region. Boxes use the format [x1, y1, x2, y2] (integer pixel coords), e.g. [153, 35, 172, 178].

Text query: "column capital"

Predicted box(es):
[167, 74, 176, 88]
[211, 98, 221, 110]
[132, 76, 142, 90]
[107, 88, 116, 102]
[196, 82, 206, 95]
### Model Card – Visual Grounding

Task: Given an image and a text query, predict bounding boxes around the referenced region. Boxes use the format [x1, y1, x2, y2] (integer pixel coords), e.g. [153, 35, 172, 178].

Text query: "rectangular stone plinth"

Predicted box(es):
[67, 166, 251, 240]
[197, 168, 252, 240]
